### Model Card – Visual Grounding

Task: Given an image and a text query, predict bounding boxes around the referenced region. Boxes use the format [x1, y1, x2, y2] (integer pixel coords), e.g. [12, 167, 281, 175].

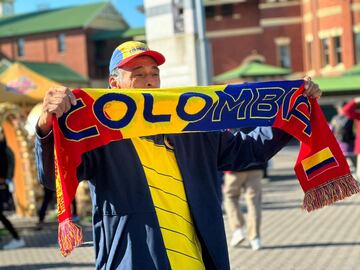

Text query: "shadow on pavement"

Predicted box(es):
[262, 184, 300, 195]
[261, 204, 301, 211]
[261, 196, 360, 211]
[262, 242, 360, 249]
[0, 262, 95, 270]
[261, 198, 302, 211]
[268, 174, 296, 182]
[236, 202, 301, 213]
[331, 201, 360, 207]
[2, 224, 94, 249]
[263, 199, 301, 205]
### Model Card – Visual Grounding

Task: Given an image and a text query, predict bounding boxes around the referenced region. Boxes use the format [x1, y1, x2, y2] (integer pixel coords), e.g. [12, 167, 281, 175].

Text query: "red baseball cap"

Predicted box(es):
[109, 41, 166, 73]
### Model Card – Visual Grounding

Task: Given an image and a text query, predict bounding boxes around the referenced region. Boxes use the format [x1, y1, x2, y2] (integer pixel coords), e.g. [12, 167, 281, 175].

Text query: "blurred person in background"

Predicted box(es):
[0, 128, 25, 250]
[223, 127, 266, 251]
[330, 101, 355, 155]
[330, 101, 356, 171]
[342, 97, 360, 180]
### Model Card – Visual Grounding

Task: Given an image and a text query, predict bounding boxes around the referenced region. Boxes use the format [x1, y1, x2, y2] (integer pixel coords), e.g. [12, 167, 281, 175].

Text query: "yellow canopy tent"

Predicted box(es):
[0, 63, 60, 216]
[0, 62, 60, 105]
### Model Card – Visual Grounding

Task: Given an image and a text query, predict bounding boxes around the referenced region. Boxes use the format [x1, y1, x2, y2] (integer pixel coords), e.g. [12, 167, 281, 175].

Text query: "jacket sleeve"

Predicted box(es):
[35, 129, 91, 191]
[35, 130, 56, 191]
[342, 100, 360, 120]
[216, 127, 292, 171]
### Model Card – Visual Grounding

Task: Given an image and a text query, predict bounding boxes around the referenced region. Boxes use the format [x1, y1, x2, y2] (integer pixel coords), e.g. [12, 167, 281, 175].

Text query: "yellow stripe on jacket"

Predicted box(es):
[131, 136, 205, 270]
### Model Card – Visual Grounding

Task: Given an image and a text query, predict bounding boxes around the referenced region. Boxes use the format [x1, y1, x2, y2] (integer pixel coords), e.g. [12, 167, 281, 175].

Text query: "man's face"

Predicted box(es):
[110, 56, 160, 89]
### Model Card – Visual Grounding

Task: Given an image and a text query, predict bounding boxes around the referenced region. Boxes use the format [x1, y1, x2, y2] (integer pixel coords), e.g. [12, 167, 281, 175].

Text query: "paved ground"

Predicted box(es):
[1, 145, 360, 270]
[227, 146, 360, 270]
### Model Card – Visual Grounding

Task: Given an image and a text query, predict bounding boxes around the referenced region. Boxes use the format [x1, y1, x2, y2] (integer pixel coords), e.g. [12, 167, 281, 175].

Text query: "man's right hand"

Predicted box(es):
[37, 87, 77, 136]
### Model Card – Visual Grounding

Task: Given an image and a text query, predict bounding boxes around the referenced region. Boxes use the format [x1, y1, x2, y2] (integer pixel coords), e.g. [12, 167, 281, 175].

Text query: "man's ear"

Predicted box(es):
[109, 76, 118, 89]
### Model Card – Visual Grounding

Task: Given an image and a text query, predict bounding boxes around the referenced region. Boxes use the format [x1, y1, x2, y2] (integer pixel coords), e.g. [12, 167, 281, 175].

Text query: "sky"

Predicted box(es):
[13, 0, 145, 27]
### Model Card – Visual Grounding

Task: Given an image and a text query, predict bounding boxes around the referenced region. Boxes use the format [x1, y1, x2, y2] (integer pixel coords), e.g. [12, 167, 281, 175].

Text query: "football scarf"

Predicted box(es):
[52, 80, 359, 256]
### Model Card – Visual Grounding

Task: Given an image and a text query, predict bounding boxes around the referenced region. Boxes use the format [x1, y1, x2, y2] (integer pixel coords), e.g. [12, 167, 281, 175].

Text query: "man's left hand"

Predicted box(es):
[303, 76, 321, 99]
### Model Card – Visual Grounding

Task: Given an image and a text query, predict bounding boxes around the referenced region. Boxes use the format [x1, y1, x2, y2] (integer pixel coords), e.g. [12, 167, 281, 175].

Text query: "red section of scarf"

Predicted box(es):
[53, 90, 123, 256]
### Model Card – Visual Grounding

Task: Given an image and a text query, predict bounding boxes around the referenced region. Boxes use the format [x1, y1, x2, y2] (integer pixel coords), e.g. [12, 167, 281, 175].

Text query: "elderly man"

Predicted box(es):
[35, 41, 321, 270]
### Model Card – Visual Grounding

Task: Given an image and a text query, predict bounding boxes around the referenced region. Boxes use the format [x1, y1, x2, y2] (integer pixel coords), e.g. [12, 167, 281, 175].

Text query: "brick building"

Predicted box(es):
[0, 2, 145, 86]
[1, 1, 359, 90]
[303, 0, 360, 77]
[205, 0, 360, 80]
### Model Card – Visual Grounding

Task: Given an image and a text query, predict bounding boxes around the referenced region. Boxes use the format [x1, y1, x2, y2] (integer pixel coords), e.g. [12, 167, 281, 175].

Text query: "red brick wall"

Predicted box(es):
[0, 28, 143, 81]
[261, 4, 300, 18]
[342, 0, 354, 69]
[206, 1, 304, 76]
[206, 2, 260, 31]
[210, 35, 261, 75]
[261, 24, 304, 71]
[207, 0, 360, 77]
[302, 0, 358, 75]
[0, 39, 16, 59]
[0, 29, 89, 76]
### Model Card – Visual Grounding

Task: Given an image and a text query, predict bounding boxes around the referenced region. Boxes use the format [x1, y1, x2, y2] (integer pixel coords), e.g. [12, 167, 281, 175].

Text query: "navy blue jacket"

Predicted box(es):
[35, 128, 291, 270]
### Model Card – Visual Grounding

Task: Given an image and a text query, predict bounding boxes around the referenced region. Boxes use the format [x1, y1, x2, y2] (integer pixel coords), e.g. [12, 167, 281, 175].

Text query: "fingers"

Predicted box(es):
[37, 86, 76, 135]
[66, 88, 77, 106]
[303, 76, 322, 99]
[43, 86, 77, 118]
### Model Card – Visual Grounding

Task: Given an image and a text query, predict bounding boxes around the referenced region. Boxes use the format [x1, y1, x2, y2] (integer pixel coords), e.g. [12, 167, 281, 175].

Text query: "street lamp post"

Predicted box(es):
[194, 0, 212, 86]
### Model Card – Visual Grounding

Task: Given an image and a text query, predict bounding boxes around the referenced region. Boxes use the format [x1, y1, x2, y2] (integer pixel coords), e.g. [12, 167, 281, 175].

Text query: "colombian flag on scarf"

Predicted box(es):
[52, 80, 359, 256]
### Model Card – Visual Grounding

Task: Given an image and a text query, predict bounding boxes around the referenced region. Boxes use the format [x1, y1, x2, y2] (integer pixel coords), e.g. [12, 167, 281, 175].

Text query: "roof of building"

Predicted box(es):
[315, 75, 360, 93]
[91, 27, 145, 40]
[344, 64, 360, 76]
[0, 2, 120, 38]
[214, 61, 291, 83]
[19, 61, 88, 84]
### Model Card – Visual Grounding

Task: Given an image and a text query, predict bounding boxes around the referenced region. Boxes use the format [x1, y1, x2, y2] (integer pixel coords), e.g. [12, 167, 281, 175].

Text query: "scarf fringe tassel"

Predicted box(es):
[303, 174, 360, 212]
[58, 218, 83, 257]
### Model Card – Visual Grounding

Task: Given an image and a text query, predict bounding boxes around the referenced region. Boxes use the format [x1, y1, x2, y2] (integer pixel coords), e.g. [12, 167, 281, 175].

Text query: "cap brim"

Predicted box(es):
[117, 50, 166, 68]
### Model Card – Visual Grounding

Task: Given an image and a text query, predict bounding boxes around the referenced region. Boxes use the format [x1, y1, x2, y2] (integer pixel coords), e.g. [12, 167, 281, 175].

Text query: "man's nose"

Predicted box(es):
[145, 76, 156, 88]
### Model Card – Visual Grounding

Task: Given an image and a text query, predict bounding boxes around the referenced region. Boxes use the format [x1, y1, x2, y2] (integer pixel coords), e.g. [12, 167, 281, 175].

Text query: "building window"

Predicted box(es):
[220, 4, 233, 17]
[333, 36, 342, 64]
[307, 41, 312, 70]
[277, 44, 291, 68]
[17, 38, 24, 57]
[355, 32, 360, 64]
[205, 6, 216, 18]
[58, 33, 66, 53]
[321, 38, 330, 66]
[173, 0, 184, 34]
[267, 0, 296, 2]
